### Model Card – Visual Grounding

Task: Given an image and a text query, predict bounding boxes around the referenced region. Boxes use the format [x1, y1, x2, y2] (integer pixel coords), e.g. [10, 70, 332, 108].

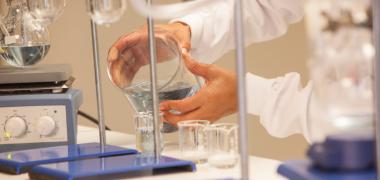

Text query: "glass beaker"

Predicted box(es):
[107, 29, 200, 133]
[134, 111, 163, 155]
[305, 0, 374, 142]
[178, 120, 210, 164]
[207, 123, 239, 169]
[86, 0, 127, 25]
[0, 0, 50, 67]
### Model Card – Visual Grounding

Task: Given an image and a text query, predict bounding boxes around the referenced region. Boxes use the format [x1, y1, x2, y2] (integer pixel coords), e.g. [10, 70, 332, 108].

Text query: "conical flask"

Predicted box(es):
[107, 29, 200, 133]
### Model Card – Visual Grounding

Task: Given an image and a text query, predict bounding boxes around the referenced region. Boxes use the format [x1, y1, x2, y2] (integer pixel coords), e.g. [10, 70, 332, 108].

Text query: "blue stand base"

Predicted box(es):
[29, 154, 196, 180]
[0, 143, 137, 174]
[277, 160, 377, 180]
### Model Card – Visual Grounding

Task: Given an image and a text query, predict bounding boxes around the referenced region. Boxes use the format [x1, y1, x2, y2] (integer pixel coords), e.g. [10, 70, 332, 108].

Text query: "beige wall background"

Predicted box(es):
[38, 1, 309, 161]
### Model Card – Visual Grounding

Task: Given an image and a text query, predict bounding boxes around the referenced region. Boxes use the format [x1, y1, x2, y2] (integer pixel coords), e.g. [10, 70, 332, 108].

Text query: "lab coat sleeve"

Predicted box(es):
[246, 72, 313, 142]
[172, 0, 304, 63]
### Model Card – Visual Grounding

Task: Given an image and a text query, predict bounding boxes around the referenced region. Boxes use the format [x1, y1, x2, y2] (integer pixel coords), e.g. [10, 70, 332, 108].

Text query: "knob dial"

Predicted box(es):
[4, 116, 27, 138]
[37, 116, 57, 136]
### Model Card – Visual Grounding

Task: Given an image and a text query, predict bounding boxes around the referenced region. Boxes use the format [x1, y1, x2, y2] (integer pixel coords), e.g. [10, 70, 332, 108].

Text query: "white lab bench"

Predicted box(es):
[0, 126, 285, 180]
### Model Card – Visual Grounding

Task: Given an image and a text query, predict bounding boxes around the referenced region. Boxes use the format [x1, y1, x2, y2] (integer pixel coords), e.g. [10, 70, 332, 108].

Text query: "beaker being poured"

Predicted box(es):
[107, 28, 200, 133]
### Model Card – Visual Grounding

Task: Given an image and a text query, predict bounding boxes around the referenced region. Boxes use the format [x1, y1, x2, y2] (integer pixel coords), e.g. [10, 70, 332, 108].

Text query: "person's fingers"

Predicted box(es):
[108, 59, 129, 88]
[159, 91, 204, 113]
[162, 113, 182, 126]
[115, 32, 142, 51]
[180, 42, 191, 52]
[163, 109, 209, 127]
[170, 22, 191, 51]
[108, 32, 142, 63]
[182, 49, 216, 80]
[107, 47, 119, 62]
[131, 46, 150, 67]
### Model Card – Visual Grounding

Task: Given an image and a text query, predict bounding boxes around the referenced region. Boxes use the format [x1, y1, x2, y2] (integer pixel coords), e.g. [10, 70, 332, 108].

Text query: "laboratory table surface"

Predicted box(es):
[0, 126, 285, 180]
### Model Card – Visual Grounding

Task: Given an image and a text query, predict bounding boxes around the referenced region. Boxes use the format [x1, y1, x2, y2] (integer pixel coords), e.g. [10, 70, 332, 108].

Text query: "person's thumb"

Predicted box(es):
[180, 41, 191, 52]
[182, 49, 214, 80]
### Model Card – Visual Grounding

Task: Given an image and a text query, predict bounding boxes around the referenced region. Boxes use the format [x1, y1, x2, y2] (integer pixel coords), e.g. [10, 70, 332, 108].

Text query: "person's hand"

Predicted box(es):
[107, 22, 191, 89]
[160, 50, 238, 126]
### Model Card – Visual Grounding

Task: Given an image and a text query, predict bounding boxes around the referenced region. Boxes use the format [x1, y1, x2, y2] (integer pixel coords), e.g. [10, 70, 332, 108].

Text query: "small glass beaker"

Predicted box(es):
[178, 120, 210, 164]
[134, 112, 163, 155]
[207, 123, 239, 169]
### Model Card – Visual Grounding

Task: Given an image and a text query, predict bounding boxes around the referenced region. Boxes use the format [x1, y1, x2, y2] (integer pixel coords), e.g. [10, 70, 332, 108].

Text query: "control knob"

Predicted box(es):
[37, 116, 57, 136]
[4, 116, 27, 138]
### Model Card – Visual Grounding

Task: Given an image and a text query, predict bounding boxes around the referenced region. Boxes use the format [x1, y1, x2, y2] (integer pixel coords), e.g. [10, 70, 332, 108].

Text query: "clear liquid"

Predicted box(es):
[182, 150, 208, 164]
[208, 153, 238, 169]
[125, 81, 197, 132]
[135, 127, 163, 154]
[0, 44, 50, 67]
[125, 81, 196, 112]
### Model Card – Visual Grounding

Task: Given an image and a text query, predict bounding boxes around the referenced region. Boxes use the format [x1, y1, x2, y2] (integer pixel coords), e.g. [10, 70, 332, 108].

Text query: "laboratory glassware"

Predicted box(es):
[0, 0, 50, 67]
[27, 0, 66, 26]
[306, 0, 374, 142]
[86, 0, 127, 25]
[178, 120, 210, 164]
[134, 111, 163, 155]
[207, 123, 239, 169]
[107, 29, 200, 133]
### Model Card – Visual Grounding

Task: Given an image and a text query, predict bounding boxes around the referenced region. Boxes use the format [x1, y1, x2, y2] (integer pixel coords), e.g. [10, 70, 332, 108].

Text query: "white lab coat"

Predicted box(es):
[174, 0, 312, 141]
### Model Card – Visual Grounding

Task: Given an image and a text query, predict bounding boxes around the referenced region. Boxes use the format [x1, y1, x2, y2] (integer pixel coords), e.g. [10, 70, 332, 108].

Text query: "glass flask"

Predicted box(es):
[107, 29, 200, 133]
[27, 0, 66, 26]
[86, 0, 127, 25]
[178, 120, 210, 164]
[0, 0, 50, 67]
[306, 0, 374, 143]
[207, 123, 239, 169]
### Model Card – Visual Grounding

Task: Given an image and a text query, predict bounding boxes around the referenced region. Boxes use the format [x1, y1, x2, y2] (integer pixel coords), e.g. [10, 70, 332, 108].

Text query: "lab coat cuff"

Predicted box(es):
[171, 14, 203, 50]
[246, 73, 274, 116]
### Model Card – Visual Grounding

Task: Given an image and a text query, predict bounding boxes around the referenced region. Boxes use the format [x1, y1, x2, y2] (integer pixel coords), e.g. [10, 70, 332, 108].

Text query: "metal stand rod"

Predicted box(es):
[146, 0, 161, 159]
[90, 20, 106, 150]
[372, 1, 380, 179]
[234, 0, 249, 179]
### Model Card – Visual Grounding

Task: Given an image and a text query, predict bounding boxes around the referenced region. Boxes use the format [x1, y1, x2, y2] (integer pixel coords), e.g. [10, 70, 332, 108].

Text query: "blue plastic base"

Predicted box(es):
[277, 160, 377, 180]
[29, 154, 196, 180]
[0, 143, 137, 174]
[307, 133, 374, 171]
